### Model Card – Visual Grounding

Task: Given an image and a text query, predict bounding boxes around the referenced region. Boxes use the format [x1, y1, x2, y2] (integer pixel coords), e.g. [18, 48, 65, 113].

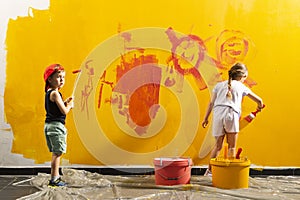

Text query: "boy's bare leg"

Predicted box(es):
[51, 153, 62, 179]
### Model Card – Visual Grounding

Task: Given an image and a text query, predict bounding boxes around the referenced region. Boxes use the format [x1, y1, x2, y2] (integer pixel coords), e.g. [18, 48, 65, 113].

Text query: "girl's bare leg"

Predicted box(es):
[206, 135, 225, 173]
[226, 132, 237, 159]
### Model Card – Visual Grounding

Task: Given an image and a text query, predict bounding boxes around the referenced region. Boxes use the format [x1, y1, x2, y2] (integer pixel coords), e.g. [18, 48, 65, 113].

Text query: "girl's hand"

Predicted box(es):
[257, 104, 265, 112]
[202, 120, 209, 128]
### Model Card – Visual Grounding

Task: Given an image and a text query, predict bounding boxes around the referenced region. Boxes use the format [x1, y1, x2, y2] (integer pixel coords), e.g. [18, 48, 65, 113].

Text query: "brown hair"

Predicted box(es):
[227, 63, 248, 99]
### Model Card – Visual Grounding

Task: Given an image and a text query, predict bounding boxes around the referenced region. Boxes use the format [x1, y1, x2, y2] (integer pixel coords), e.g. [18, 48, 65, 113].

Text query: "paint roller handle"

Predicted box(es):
[64, 97, 74, 108]
[251, 104, 266, 117]
[256, 104, 265, 112]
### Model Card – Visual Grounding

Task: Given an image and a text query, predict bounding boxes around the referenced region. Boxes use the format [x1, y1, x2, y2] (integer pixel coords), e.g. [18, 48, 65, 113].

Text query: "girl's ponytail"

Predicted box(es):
[227, 73, 233, 99]
[227, 63, 248, 99]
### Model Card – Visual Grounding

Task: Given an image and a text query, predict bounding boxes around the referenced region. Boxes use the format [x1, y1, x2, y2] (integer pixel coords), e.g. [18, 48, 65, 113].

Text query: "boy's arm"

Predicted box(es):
[51, 91, 73, 115]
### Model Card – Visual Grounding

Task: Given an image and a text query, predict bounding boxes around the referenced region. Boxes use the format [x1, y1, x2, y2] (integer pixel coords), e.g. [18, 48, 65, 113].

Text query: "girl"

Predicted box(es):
[201, 62, 263, 176]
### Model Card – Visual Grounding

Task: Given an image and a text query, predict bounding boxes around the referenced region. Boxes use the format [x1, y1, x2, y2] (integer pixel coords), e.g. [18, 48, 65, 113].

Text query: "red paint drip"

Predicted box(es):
[236, 147, 243, 159]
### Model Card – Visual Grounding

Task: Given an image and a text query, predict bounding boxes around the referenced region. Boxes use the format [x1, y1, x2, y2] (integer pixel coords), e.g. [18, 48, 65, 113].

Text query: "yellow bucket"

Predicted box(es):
[210, 158, 251, 189]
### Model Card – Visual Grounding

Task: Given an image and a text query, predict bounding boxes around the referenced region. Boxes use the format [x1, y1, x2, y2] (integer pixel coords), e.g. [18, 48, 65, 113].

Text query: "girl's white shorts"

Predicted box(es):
[212, 106, 239, 137]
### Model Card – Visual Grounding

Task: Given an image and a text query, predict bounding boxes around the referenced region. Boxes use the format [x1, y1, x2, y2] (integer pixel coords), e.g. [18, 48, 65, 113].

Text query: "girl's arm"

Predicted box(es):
[202, 92, 217, 128]
[50, 90, 73, 115]
[247, 91, 264, 111]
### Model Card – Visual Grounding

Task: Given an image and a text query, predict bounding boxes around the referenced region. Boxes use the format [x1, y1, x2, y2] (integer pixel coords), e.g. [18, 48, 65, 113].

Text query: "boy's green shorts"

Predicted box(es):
[44, 121, 67, 154]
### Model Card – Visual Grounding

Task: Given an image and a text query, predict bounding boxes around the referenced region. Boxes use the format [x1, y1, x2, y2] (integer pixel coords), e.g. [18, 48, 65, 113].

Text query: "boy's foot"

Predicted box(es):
[48, 177, 67, 187]
[204, 168, 212, 177]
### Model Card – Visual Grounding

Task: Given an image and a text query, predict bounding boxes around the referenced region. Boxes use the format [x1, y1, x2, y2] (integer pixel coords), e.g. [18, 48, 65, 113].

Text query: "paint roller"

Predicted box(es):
[69, 68, 82, 103]
[240, 104, 265, 129]
[72, 69, 82, 74]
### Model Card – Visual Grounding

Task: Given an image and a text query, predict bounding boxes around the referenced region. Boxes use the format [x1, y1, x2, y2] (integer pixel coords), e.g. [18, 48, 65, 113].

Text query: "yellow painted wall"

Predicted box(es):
[4, 0, 300, 167]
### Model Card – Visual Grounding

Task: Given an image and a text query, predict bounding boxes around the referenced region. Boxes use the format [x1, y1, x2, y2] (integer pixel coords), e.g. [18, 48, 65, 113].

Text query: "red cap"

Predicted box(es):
[44, 64, 64, 91]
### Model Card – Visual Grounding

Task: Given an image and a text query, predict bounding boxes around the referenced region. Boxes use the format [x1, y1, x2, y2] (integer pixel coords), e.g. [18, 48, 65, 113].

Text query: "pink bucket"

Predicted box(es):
[153, 157, 192, 185]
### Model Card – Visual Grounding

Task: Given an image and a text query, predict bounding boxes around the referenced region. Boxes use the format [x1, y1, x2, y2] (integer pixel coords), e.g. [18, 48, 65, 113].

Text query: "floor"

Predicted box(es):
[0, 169, 300, 200]
[0, 176, 40, 200]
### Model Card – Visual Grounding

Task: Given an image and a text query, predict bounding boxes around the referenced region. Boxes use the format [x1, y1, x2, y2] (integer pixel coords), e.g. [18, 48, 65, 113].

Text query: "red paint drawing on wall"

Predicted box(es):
[97, 70, 114, 109]
[215, 30, 257, 87]
[114, 54, 161, 135]
[165, 27, 207, 91]
[80, 60, 94, 119]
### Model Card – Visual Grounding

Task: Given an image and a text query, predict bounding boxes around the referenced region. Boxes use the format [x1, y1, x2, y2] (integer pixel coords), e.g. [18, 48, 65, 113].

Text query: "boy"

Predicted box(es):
[44, 64, 73, 186]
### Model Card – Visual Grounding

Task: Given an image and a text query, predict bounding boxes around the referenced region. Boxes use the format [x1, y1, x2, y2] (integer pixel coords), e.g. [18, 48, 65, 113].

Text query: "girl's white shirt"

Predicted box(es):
[212, 80, 251, 115]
